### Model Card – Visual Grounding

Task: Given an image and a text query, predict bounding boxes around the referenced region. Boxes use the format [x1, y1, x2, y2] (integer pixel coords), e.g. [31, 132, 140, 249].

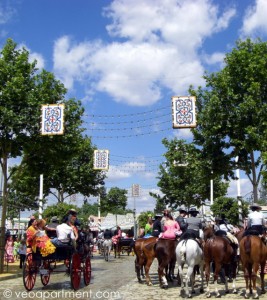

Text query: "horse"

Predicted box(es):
[154, 238, 178, 289]
[133, 237, 157, 285]
[176, 239, 204, 298]
[102, 239, 112, 261]
[239, 235, 267, 299]
[203, 226, 238, 297]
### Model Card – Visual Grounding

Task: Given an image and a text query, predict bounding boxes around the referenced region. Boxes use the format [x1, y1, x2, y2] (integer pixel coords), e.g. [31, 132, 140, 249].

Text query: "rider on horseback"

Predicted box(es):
[179, 207, 203, 243]
[214, 216, 239, 261]
[175, 206, 188, 233]
[246, 203, 266, 236]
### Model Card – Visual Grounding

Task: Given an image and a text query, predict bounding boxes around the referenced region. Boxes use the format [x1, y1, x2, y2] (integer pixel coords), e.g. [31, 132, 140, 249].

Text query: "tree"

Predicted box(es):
[211, 196, 249, 225]
[190, 38, 267, 202]
[0, 39, 69, 272]
[153, 138, 228, 209]
[42, 203, 79, 223]
[100, 187, 128, 215]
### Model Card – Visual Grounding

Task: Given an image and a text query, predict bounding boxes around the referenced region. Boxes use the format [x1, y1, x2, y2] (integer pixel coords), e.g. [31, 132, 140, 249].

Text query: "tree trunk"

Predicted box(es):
[0, 155, 8, 273]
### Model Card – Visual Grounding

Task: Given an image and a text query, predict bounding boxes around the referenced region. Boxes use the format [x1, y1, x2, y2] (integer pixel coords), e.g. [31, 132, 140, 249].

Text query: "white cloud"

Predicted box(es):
[29, 52, 45, 70]
[53, 0, 235, 107]
[227, 178, 252, 199]
[202, 52, 225, 66]
[0, 1, 15, 25]
[241, 0, 267, 36]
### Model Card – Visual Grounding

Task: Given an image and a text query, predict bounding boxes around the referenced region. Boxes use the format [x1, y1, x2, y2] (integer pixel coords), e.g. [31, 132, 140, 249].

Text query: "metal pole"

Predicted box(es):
[98, 193, 101, 219]
[235, 156, 243, 226]
[39, 174, 43, 219]
[133, 196, 137, 239]
[210, 170, 213, 218]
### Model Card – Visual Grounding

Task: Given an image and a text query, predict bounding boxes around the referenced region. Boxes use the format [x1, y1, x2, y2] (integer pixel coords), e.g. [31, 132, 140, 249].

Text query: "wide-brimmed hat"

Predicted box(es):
[250, 203, 262, 210]
[154, 213, 163, 218]
[188, 207, 199, 214]
[178, 206, 187, 213]
[51, 216, 59, 222]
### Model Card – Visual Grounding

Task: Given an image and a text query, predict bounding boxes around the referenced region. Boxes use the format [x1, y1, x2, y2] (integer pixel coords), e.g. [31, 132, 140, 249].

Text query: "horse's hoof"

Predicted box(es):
[161, 285, 168, 289]
[147, 282, 153, 286]
[200, 288, 204, 294]
[215, 294, 221, 298]
[225, 290, 230, 294]
[244, 294, 249, 299]
[233, 289, 237, 294]
[252, 295, 259, 299]
[187, 295, 192, 299]
[206, 293, 211, 298]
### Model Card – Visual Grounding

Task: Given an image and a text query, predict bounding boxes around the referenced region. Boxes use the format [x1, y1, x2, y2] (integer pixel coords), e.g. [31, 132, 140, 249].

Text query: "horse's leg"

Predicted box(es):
[178, 265, 184, 296]
[144, 257, 154, 286]
[158, 260, 168, 289]
[205, 261, 212, 298]
[213, 262, 223, 298]
[244, 264, 251, 299]
[186, 265, 194, 298]
[260, 262, 266, 294]
[251, 263, 260, 299]
[199, 262, 205, 294]
[231, 260, 238, 294]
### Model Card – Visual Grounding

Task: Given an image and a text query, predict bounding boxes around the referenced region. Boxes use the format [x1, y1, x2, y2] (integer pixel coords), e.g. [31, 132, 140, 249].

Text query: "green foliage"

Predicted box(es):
[211, 196, 249, 225]
[100, 187, 128, 214]
[154, 138, 228, 209]
[137, 211, 154, 229]
[190, 38, 267, 202]
[42, 203, 79, 223]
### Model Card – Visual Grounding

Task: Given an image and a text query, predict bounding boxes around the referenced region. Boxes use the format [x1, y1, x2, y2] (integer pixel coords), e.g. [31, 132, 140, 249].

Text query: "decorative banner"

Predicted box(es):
[172, 96, 196, 128]
[41, 104, 65, 135]
[132, 184, 140, 197]
[93, 150, 109, 170]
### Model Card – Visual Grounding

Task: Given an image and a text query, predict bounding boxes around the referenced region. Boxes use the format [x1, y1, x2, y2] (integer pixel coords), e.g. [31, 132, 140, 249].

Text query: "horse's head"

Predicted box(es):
[203, 226, 215, 241]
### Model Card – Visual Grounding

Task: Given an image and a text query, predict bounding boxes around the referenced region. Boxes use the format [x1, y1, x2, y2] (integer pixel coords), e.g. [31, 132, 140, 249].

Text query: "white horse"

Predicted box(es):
[103, 239, 112, 261]
[176, 239, 204, 298]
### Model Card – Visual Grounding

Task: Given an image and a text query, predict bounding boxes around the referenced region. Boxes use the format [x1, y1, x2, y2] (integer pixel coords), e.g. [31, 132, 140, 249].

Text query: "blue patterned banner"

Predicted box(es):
[41, 104, 65, 135]
[93, 150, 109, 170]
[172, 96, 196, 128]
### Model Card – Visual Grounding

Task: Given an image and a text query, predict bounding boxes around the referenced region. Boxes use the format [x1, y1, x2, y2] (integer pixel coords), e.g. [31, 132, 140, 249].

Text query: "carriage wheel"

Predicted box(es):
[83, 255, 91, 285]
[40, 260, 50, 286]
[23, 253, 37, 291]
[70, 253, 81, 290]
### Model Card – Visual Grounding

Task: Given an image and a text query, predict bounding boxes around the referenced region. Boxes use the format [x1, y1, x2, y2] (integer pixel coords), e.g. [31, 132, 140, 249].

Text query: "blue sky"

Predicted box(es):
[1, 0, 267, 214]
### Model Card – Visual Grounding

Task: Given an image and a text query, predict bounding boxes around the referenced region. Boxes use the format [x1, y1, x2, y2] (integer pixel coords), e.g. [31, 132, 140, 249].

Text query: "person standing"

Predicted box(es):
[5, 236, 14, 263]
[18, 240, 27, 268]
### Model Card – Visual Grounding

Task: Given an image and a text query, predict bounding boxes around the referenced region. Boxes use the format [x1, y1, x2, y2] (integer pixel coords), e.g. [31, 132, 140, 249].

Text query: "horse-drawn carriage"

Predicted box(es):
[114, 237, 134, 257]
[23, 231, 92, 291]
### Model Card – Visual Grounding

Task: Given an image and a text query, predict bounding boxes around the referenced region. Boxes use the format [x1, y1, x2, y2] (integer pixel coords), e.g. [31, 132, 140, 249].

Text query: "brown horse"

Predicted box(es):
[203, 226, 238, 297]
[154, 238, 178, 289]
[240, 235, 267, 299]
[133, 237, 157, 285]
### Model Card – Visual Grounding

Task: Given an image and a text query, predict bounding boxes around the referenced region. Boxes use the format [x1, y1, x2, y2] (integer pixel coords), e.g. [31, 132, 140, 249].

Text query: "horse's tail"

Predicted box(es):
[244, 236, 251, 254]
[179, 240, 186, 262]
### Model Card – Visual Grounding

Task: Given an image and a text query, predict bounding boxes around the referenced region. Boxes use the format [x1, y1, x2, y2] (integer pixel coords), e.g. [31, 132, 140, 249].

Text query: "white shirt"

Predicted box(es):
[56, 223, 75, 240]
[248, 211, 265, 227]
[219, 223, 234, 233]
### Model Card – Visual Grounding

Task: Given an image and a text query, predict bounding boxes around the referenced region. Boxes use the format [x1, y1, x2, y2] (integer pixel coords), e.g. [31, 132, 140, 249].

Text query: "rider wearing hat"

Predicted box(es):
[180, 207, 202, 240]
[175, 206, 188, 233]
[151, 214, 163, 237]
[247, 203, 266, 235]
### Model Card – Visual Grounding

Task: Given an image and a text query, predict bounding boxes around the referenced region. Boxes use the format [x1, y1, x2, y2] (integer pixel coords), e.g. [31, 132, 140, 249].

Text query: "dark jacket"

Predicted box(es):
[175, 216, 188, 232]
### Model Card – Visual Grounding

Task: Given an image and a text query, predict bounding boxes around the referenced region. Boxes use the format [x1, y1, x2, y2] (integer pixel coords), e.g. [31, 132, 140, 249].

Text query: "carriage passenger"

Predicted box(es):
[151, 214, 163, 237]
[26, 219, 56, 256]
[246, 203, 266, 236]
[159, 212, 182, 239]
[112, 226, 122, 245]
[51, 215, 77, 248]
[45, 216, 59, 238]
